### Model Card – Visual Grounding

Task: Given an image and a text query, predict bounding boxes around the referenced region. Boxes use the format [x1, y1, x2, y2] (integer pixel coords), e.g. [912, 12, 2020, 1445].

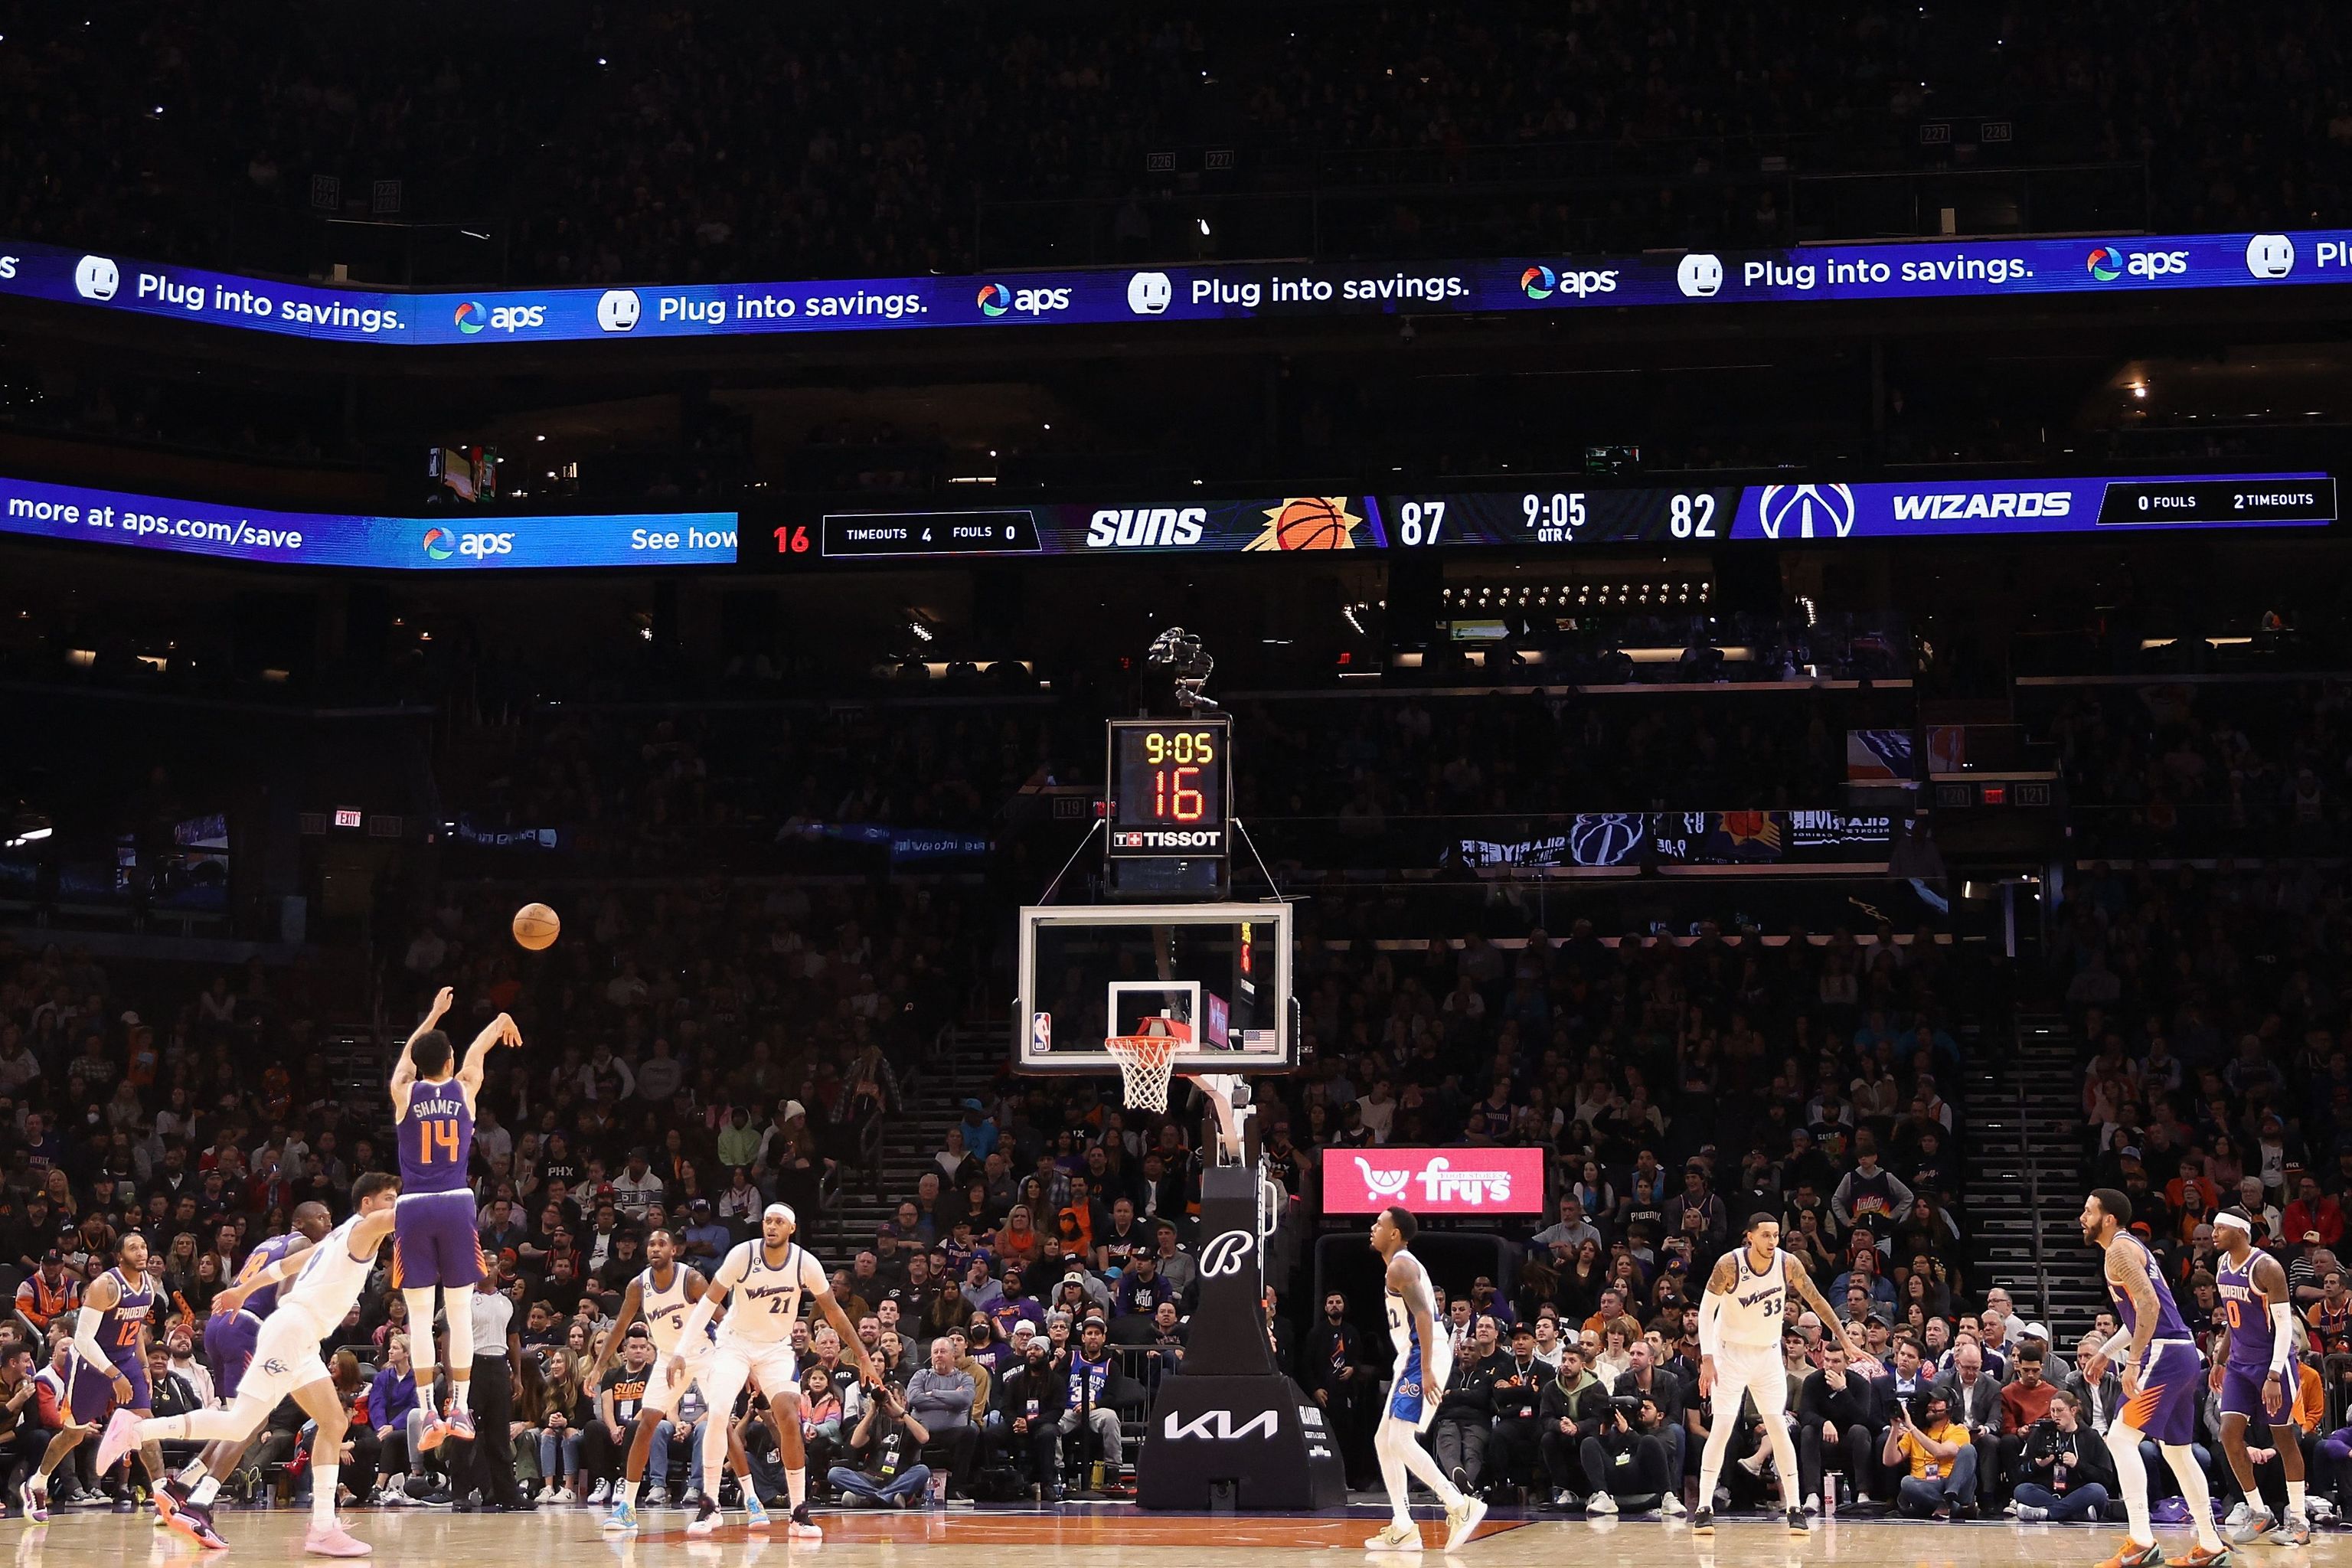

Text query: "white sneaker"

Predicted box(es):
[588, 1481, 610, 1505]
[1586, 1492, 1618, 1516]
[534, 1484, 558, 1504]
[1804, 1494, 1821, 1514]
[1363, 1521, 1422, 1551]
[645, 1487, 668, 1507]
[1737, 1452, 1766, 1477]
[1661, 1493, 1687, 1517]
[1443, 1495, 1488, 1552]
[554, 1488, 577, 1504]
[2228, 1504, 2278, 1547]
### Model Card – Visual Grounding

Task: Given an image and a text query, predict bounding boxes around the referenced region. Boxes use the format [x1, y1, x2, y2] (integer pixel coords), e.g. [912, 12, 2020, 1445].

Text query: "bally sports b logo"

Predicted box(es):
[1198, 1229, 1255, 1278]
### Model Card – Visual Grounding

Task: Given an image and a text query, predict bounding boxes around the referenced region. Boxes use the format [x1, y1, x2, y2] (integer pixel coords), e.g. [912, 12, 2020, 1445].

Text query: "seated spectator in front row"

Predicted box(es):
[903, 1336, 978, 1499]
[2011, 1390, 2117, 1522]
[1797, 1343, 1876, 1510]
[1883, 1387, 1978, 1518]
[829, 1382, 933, 1508]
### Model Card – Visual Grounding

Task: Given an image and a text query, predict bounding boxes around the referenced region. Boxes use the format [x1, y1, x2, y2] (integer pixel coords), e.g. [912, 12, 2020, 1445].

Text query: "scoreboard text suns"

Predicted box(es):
[1107, 719, 1230, 858]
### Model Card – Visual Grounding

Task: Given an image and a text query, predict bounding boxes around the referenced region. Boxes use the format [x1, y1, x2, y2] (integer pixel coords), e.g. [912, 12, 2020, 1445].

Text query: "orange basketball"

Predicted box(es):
[1269, 495, 1354, 550]
[511, 901, 560, 951]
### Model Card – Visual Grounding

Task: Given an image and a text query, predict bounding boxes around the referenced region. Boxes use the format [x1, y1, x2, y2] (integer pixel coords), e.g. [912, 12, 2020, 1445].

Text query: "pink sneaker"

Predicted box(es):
[304, 1523, 372, 1557]
[445, 1408, 475, 1443]
[95, 1408, 140, 1475]
[416, 1415, 451, 1453]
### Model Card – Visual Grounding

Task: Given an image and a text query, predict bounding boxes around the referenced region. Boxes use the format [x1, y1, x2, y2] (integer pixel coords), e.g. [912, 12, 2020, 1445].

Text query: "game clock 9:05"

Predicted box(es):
[1141, 728, 1217, 766]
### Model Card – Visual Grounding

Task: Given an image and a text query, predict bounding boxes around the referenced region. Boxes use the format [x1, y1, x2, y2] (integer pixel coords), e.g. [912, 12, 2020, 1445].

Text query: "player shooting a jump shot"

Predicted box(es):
[388, 987, 514, 1452]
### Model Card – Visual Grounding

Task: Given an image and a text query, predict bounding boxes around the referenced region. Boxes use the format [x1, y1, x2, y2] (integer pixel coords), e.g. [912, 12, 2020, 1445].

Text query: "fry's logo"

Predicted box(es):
[1324, 1148, 1547, 1215]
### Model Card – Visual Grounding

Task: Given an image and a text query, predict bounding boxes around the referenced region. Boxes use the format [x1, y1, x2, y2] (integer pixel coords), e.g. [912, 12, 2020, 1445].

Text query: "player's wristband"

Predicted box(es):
[2269, 1302, 2296, 1377]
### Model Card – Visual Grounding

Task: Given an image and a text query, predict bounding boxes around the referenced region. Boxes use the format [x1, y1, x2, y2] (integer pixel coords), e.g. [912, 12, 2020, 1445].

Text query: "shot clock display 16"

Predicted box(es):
[1106, 717, 1231, 859]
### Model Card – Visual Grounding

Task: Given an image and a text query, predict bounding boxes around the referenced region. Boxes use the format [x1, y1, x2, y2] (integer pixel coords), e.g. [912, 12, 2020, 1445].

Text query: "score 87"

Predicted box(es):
[1395, 500, 1447, 546]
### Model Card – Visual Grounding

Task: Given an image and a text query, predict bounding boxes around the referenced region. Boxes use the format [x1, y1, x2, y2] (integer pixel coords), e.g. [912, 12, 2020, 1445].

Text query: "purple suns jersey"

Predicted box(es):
[242, 1232, 300, 1318]
[398, 1077, 474, 1195]
[2108, 1234, 2194, 1344]
[2217, 1251, 2276, 1371]
[95, 1266, 155, 1371]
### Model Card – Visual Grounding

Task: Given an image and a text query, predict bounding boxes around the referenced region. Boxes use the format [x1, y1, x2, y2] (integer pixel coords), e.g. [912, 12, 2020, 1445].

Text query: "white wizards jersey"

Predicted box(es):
[638, 1263, 705, 1357]
[281, 1216, 379, 1329]
[1383, 1249, 1450, 1387]
[714, 1240, 828, 1347]
[1722, 1246, 1789, 1348]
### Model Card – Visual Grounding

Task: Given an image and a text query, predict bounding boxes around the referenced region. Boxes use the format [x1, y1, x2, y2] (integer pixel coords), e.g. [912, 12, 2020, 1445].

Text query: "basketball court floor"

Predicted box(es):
[0, 1506, 2330, 1566]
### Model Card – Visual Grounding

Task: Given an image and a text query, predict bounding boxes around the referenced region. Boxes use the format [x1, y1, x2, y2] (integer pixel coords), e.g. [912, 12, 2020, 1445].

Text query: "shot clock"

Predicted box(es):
[1106, 717, 1231, 858]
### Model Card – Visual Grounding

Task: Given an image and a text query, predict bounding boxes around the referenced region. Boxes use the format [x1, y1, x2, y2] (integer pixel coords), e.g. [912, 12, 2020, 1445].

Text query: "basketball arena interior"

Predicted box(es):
[3, 5, 2352, 1567]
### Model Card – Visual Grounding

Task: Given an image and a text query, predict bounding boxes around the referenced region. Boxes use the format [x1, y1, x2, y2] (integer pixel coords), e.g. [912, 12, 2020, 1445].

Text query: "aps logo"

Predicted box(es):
[453, 299, 548, 335]
[2086, 245, 2189, 282]
[422, 527, 517, 561]
[1517, 263, 1619, 301]
[976, 283, 1072, 318]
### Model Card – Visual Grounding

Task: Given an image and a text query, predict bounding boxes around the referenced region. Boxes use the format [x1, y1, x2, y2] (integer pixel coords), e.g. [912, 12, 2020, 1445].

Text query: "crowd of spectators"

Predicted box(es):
[2, 657, 2349, 1526]
[433, 686, 1916, 890]
[2006, 861, 2352, 1527]
[2034, 682, 2352, 859]
[5, 4, 2352, 284]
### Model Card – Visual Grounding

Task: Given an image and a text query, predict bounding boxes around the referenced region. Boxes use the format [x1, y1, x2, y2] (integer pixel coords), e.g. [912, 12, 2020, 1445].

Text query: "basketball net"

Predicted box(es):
[1106, 1017, 1188, 1113]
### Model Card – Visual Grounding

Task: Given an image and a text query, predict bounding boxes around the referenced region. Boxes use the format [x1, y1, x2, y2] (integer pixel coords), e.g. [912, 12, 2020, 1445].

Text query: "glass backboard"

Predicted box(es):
[1015, 900, 1294, 1074]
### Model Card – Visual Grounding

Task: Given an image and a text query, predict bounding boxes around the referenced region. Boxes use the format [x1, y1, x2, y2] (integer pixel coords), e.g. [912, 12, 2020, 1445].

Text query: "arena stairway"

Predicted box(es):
[822, 1024, 1003, 1249]
[1962, 1010, 2102, 1334]
[835, 1024, 1152, 1488]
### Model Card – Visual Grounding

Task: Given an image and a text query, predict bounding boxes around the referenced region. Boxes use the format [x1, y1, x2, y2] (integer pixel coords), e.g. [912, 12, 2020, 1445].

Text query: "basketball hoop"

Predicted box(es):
[1106, 1033, 1181, 1112]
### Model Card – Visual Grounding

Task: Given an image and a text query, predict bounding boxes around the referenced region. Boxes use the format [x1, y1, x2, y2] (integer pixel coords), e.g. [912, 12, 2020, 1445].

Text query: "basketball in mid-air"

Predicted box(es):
[511, 902, 560, 951]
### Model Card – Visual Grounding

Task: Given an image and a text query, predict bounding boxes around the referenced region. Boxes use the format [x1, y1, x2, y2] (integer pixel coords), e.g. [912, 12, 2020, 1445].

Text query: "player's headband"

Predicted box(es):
[764, 1203, 797, 1224]
[2213, 1212, 2252, 1236]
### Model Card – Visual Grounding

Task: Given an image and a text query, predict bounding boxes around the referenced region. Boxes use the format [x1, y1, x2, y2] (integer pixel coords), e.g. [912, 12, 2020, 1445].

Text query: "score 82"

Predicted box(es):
[1396, 500, 1447, 547]
[1668, 494, 1718, 538]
